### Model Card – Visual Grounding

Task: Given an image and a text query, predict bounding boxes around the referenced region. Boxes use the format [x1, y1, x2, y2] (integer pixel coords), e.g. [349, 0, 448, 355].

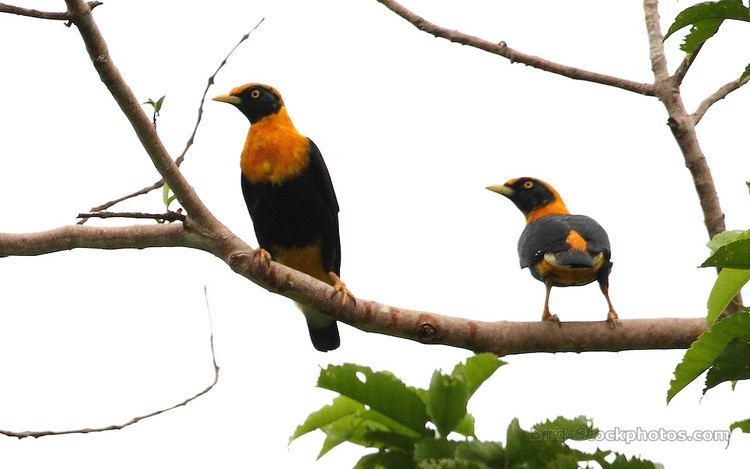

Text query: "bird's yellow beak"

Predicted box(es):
[486, 184, 514, 197]
[212, 94, 242, 105]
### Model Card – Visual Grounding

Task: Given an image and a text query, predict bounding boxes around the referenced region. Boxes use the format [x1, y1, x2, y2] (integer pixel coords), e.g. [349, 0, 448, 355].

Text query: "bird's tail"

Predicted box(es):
[297, 302, 340, 352]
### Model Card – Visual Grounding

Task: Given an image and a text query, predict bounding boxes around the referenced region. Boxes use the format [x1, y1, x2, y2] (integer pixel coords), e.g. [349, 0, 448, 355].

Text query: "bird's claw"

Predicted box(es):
[542, 311, 561, 328]
[605, 310, 621, 328]
[253, 248, 272, 269]
[328, 272, 355, 305]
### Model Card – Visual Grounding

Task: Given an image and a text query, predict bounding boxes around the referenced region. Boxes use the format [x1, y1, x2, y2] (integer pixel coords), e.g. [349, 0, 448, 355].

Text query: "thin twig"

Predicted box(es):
[672, 43, 703, 87]
[77, 19, 265, 224]
[0, 1, 100, 21]
[0, 290, 219, 439]
[692, 75, 750, 125]
[375, 0, 655, 96]
[77, 210, 186, 222]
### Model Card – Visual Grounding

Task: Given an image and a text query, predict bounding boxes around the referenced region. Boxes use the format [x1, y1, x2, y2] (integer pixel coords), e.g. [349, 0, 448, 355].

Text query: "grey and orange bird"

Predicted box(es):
[213, 83, 351, 351]
[487, 177, 618, 324]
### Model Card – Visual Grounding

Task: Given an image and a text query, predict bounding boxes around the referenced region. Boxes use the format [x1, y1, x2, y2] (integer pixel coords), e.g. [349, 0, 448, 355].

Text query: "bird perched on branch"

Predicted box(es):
[213, 83, 351, 351]
[487, 177, 618, 324]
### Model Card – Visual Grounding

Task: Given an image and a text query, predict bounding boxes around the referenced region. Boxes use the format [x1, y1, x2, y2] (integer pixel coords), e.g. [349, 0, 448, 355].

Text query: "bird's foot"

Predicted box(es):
[253, 248, 272, 269]
[542, 311, 561, 327]
[605, 310, 620, 328]
[328, 272, 355, 305]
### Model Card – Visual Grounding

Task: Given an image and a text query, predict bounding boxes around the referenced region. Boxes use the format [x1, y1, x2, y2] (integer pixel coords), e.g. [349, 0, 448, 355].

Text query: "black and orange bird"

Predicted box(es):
[486, 177, 618, 324]
[213, 83, 351, 351]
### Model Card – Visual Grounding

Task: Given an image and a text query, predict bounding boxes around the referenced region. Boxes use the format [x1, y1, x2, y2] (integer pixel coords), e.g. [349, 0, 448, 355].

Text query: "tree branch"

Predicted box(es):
[0, 224, 203, 257]
[692, 75, 750, 125]
[0, 297, 219, 439]
[77, 20, 264, 222]
[0, 0, 709, 362]
[643, 0, 727, 239]
[0, 1, 100, 21]
[375, 0, 655, 96]
[64, 0, 219, 229]
[77, 211, 186, 223]
[220, 249, 706, 355]
[672, 43, 703, 87]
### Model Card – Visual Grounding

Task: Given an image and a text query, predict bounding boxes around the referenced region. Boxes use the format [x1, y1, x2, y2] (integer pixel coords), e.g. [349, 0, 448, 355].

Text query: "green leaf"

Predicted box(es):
[664, 0, 750, 53]
[706, 268, 750, 325]
[162, 183, 177, 209]
[453, 441, 504, 466]
[318, 413, 391, 458]
[426, 372, 468, 437]
[667, 312, 750, 402]
[706, 230, 746, 253]
[154, 95, 166, 113]
[453, 413, 476, 438]
[318, 364, 429, 435]
[729, 418, 750, 434]
[531, 416, 598, 442]
[414, 439, 459, 460]
[290, 395, 363, 442]
[354, 451, 415, 469]
[450, 353, 505, 398]
[704, 338, 750, 393]
[702, 237, 750, 268]
[741, 63, 750, 82]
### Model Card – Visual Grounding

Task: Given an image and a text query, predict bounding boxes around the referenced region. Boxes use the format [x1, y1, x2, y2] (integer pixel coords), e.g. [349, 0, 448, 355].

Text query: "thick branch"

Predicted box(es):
[218, 248, 706, 356]
[64, 0, 218, 228]
[643, 0, 726, 239]
[0, 1, 100, 20]
[692, 75, 750, 125]
[78, 21, 263, 222]
[0, 224, 203, 257]
[375, 0, 655, 96]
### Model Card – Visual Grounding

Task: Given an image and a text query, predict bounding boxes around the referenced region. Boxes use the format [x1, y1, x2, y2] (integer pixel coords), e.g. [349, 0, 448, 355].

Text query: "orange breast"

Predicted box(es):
[240, 107, 310, 184]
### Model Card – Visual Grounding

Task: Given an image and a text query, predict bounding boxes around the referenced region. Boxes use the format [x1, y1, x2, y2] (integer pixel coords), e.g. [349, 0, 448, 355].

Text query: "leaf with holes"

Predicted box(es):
[318, 364, 429, 436]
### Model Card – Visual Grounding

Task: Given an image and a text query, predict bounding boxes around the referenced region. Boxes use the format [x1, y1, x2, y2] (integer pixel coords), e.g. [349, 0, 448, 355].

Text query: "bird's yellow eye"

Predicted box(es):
[250, 89, 261, 99]
[523, 181, 534, 189]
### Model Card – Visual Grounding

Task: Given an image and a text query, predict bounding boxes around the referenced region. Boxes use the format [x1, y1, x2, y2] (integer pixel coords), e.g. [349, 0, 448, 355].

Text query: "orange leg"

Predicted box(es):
[541, 282, 560, 325]
[328, 272, 355, 305]
[600, 284, 619, 326]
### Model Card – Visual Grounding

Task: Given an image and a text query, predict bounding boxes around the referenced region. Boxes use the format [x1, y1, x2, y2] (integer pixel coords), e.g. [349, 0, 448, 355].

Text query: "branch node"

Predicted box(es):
[416, 315, 441, 343]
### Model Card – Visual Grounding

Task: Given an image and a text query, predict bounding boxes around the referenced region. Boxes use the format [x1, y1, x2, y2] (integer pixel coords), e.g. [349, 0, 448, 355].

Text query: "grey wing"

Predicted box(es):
[517, 215, 610, 268]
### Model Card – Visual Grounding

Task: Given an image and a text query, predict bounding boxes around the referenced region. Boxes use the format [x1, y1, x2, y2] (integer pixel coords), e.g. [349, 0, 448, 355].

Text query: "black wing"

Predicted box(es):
[306, 139, 342, 275]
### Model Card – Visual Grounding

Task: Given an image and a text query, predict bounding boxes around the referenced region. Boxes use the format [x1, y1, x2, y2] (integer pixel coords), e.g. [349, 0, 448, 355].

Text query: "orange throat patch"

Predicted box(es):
[240, 106, 310, 184]
[526, 198, 569, 223]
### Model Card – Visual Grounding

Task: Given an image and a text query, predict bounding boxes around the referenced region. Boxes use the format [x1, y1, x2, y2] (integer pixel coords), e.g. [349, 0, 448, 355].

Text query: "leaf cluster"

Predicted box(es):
[291, 354, 660, 468]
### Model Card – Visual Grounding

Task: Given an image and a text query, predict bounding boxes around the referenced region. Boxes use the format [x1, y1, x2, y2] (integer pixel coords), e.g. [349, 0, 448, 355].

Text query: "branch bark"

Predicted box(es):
[78, 19, 264, 221]
[375, 0, 655, 96]
[0, 1, 100, 21]
[0, 224, 204, 257]
[692, 75, 750, 125]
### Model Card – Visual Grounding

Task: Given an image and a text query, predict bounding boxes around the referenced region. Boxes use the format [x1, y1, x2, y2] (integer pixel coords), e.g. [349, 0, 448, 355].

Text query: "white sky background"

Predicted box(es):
[1, 0, 749, 467]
